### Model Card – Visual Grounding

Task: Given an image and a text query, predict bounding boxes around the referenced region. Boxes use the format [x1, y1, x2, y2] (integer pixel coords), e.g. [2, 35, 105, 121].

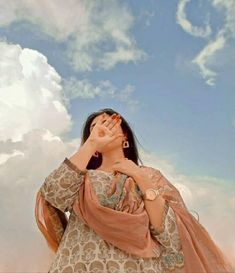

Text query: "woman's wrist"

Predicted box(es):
[68, 138, 97, 172]
[85, 138, 98, 152]
[133, 170, 155, 194]
[132, 168, 146, 181]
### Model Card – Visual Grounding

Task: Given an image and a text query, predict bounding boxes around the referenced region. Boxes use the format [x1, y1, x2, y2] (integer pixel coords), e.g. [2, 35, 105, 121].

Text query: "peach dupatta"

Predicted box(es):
[35, 190, 68, 253]
[35, 166, 233, 272]
[72, 172, 161, 258]
[154, 170, 233, 273]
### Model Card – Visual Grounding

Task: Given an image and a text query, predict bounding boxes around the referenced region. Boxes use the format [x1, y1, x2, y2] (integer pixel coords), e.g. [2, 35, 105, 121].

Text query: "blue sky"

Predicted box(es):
[0, 0, 234, 271]
[1, 0, 234, 179]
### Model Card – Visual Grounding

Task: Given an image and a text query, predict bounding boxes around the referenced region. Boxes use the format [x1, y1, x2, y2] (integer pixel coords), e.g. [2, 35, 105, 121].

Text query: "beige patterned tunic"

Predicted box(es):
[39, 157, 185, 273]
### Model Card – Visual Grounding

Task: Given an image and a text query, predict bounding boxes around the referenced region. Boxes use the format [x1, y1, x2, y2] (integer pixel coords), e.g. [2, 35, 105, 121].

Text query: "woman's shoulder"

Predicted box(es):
[138, 165, 165, 184]
[139, 165, 176, 189]
[139, 164, 162, 176]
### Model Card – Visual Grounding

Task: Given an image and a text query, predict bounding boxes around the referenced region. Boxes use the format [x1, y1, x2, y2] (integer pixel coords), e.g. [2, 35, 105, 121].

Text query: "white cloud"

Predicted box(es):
[0, 0, 86, 40]
[0, 129, 82, 273]
[176, 0, 235, 86]
[63, 77, 139, 111]
[0, 0, 146, 72]
[212, 0, 235, 37]
[176, 0, 212, 38]
[0, 40, 77, 273]
[99, 47, 147, 70]
[192, 32, 226, 86]
[0, 41, 72, 142]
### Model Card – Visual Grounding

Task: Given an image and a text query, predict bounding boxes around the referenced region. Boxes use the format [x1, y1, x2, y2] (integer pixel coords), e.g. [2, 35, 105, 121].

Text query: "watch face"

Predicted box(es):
[146, 189, 156, 200]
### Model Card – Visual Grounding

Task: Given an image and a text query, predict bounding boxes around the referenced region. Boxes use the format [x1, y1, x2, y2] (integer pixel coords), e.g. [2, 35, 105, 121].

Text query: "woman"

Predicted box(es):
[35, 108, 233, 273]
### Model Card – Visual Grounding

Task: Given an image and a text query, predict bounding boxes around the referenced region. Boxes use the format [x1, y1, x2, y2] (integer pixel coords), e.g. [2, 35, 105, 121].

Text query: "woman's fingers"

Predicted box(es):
[102, 113, 116, 127]
[104, 114, 121, 129]
[101, 125, 113, 136]
[95, 113, 121, 131]
[93, 114, 123, 145]
[110, 132, 124, 142]
[96, 114, 107, 126]
[110, 118, 122, 132]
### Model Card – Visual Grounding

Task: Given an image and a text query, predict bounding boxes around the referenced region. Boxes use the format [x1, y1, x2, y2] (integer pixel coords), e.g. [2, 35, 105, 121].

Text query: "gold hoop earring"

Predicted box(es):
[123, 140, 129, 148]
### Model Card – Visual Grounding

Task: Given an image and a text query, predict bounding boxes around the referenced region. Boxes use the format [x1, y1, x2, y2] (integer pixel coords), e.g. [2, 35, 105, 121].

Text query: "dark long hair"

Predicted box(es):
[80, 108, 143, 170]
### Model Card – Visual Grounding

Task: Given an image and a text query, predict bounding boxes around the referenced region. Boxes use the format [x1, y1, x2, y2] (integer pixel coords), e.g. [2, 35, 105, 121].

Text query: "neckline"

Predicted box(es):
[90, 169, 115, 175]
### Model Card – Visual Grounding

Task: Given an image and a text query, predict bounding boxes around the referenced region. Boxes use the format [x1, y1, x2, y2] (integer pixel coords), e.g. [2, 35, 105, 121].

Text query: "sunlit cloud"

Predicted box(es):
[0, 41, 72, 142]
[0, 129, 82, 273]
[0, 0, 147, 72]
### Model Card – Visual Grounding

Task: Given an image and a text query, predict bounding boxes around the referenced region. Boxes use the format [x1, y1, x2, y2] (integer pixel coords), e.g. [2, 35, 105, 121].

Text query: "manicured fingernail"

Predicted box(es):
[112, 114, 117, 119]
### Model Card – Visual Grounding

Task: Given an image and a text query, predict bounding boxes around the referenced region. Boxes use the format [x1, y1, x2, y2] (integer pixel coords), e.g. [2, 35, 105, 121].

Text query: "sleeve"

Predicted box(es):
[39, 157, 87, 213]
[149, 203, 182, 252]
[143, 166, 183, 252]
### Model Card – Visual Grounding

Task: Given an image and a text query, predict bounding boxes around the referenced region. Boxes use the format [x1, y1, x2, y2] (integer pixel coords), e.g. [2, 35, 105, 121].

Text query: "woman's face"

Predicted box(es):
[89, 113, 126, 153]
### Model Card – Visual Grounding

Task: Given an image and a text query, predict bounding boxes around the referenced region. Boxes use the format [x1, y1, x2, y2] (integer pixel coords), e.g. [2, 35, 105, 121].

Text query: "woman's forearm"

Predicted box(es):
[133, 171, 166, 232]
[68, 139, 97, 172]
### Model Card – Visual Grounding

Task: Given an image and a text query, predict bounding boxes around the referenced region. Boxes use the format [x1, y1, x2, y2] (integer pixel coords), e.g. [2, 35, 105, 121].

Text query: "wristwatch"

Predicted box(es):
[142, 188, 162, 201]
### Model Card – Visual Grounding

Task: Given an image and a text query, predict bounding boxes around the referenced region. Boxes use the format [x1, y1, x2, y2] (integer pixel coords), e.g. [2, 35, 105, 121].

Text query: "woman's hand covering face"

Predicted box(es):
[88, 113, 124, 151]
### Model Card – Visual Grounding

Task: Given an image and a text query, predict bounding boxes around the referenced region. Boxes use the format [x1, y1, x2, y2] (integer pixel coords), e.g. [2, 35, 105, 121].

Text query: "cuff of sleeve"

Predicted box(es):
[63, 157, 87, 175]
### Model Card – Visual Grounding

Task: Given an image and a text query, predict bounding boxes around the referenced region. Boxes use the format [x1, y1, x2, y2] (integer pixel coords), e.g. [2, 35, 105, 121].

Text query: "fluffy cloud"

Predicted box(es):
[0, 41, 72, 142]
[176, 0, 235, 86]
[0, 129, 82, 272]
[0, 0, 146, 72]
[63, 77, 139, 111]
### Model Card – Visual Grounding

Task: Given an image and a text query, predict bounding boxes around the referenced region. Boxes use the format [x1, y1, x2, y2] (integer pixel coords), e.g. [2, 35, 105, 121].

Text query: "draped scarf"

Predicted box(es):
[35, 167, 233, 272]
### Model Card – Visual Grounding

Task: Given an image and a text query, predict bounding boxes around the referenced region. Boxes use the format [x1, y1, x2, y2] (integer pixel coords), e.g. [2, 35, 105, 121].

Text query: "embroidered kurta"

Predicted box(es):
[39, 158, 185, 273]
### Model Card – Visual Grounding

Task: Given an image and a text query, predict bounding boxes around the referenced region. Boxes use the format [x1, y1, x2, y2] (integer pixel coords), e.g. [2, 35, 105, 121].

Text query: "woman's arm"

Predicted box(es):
[149, 205, 182, 251]
[68, 138, 97, 171]
[39, 139, 96, 212]
[133, 170, 167, 232]
[133, 167, 183, 251]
